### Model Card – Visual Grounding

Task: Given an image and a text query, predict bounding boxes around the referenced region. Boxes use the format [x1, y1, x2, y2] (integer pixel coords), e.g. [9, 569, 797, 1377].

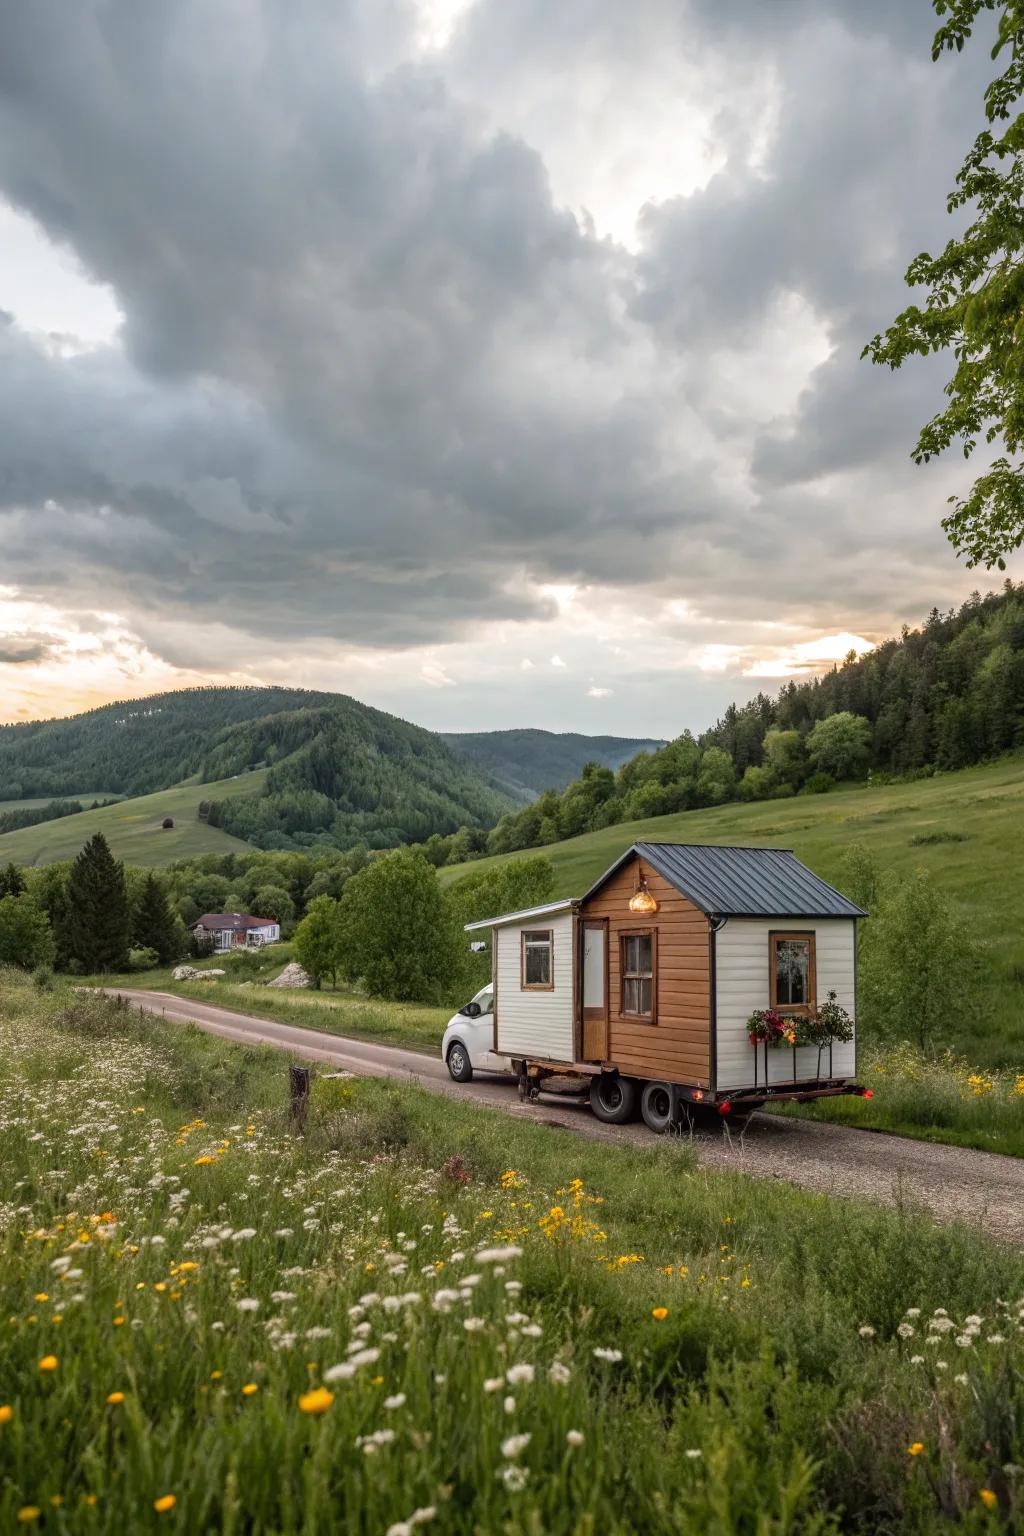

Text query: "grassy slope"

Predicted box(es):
[442, 755, 1024, 1066]
[0, 770, 265, 866]
[4, 973, 1024, 1532]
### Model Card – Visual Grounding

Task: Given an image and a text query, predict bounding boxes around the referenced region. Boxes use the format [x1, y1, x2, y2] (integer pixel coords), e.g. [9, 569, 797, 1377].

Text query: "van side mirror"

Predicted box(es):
[462, 1000, 482, 1018]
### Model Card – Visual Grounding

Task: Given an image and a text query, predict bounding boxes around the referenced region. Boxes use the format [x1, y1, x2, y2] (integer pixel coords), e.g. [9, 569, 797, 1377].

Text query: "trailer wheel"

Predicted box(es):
[640, 1081, 676, 1134]
[589, 1074, 638, 1124]
[446, 1042, 473, 1083]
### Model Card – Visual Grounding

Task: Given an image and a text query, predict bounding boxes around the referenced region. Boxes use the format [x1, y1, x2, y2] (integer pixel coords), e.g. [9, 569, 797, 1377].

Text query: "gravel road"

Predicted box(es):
[106, 988, 1024, 1245]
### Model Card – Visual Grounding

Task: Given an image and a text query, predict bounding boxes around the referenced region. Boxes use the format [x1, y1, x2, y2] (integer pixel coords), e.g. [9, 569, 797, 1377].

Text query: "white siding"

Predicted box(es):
[714, 918, 856, 1091]
[494, 912, 575, 1062]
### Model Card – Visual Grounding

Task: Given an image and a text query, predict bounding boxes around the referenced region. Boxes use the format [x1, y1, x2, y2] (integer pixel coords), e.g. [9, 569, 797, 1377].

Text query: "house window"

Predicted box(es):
[621, 931, 655, 1019]
[770, 932, 816, 1014]
[521, 930, 554, 990]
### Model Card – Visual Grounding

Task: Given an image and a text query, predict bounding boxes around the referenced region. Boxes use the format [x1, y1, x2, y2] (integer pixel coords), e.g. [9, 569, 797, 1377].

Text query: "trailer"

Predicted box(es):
[464, 842, 870, 1131]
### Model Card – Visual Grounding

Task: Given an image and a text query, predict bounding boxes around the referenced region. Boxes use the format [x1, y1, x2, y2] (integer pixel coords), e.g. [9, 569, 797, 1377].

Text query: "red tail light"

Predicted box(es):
[692, 1090, 704, 1102]
[861, 1088, 874, 1099]
[718, 1100, 732, 1116]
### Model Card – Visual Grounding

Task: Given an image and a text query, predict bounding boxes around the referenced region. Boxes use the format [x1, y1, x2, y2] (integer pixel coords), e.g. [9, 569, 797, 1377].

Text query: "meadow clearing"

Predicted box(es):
[0, 772, 266, 868]
[1, 968, 1023, 1532]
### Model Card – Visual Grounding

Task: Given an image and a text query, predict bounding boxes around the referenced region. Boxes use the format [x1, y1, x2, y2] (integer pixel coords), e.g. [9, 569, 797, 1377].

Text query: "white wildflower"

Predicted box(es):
[384, 1393, 406, 1410]
[501, 1433, 531, 1459]
[548, 1362, 571, 1385]
[324, 1362, 357, 1382]
[593, 1347, 622, 1363]
[477, 1246, 523, 1264]
[463, 1317, 486, 1333]
[501, 1465, 528, 1492]
[506, 1364, 534, 1385]
[910, 1355, 924, 1365]
[236, 1298, 260, 1313]
[566, 1430, 585, 1447]
[897, 1323, 915, 1339]
[858, 1325, 875, 1339]
[503, 1396, 516, 1415]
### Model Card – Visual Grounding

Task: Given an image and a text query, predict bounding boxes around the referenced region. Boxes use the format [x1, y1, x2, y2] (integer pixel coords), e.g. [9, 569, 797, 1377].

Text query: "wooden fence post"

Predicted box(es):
[290, 1065, 312, 1126]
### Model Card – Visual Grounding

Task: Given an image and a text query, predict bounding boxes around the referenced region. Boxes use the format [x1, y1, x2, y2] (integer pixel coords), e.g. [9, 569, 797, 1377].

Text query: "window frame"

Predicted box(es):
[620, 927, 657, 1023]
[768, 930, 817, 1016]
[520, 928, 555, 992]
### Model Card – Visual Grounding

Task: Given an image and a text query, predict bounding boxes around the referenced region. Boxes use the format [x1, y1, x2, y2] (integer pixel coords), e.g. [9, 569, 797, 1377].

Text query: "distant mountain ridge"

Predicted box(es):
[442, 728, 667, 802]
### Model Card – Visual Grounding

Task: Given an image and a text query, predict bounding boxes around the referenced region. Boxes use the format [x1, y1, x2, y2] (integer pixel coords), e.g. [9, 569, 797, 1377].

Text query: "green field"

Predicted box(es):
[443, 755, 1024, 1066]
[0, 771, 266, 866]
[2, 971, 1022, 1532]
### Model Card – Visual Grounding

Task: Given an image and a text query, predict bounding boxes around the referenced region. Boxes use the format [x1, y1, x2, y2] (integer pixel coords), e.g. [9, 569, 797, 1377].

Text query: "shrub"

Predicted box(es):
[128, 946, 160, 972]
[803, 771, 834, 795]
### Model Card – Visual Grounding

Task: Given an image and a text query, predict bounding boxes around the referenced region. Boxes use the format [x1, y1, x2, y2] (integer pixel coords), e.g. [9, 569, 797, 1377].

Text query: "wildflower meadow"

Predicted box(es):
[2, 968, 1024, 1533]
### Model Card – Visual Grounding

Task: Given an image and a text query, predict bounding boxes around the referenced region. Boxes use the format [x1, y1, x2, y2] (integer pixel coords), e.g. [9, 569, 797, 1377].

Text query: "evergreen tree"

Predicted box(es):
[0, 861, 26, 898]
[133, 872, 178, 964]
[62, 833, 130, 972]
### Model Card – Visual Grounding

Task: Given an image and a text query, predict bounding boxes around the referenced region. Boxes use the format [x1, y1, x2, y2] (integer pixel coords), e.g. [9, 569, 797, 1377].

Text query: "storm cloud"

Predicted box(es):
[0, 0, 1011, 728]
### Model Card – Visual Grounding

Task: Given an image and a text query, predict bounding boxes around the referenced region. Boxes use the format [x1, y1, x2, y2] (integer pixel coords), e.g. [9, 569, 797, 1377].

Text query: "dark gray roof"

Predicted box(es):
[584, 843, 867, 920]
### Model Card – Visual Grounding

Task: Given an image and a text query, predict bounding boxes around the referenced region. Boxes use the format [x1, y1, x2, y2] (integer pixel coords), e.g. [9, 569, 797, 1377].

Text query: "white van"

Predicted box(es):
[441, 984, 511, 1082]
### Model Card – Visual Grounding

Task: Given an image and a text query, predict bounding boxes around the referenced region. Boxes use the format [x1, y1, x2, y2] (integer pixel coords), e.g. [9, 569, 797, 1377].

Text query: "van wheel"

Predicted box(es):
[447, 1042, 473, 1083]
[590, 1074, 638, 1124]
[640, 1081, 676, 1134]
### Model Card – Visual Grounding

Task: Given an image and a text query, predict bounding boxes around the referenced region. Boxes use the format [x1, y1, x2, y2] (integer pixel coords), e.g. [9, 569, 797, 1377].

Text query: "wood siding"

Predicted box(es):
[580, 858, 711, 1086]
[493, 910, 575, 1060]
[714, 918, 856, 1091]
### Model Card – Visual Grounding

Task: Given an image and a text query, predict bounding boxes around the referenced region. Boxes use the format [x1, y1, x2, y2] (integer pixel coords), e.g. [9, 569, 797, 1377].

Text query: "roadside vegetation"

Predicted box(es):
[2, 970, 1023, 1532]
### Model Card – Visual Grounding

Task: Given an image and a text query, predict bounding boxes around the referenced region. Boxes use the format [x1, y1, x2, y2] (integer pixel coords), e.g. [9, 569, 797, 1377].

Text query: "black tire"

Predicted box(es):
[640, 1081, 676, 1134]
[446, 1041, 473, 1083]
[589, 1074, 639, 1124]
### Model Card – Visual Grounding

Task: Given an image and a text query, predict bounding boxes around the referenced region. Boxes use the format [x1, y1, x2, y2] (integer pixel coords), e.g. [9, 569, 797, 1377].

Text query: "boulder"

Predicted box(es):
[172, 964, 226, 981]
[268, 961, 311, 989]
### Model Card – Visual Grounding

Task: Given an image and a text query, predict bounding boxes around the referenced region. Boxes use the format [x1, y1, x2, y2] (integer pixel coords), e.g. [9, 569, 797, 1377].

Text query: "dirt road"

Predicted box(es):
[106, 988, 1024, 1244]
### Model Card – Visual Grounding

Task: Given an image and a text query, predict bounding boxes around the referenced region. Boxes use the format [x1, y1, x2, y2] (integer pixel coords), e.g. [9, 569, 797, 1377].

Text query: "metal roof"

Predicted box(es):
[465, 898, 577, 933]
[583, 843, 866, 920]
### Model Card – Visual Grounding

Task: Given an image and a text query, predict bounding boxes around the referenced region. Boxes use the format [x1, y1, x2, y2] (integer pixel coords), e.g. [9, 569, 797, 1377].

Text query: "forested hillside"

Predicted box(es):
[442, 728, 665, 801]
[0, 687, 335, 798]
[486, 583, 1024, 853]
[203, 704, 513, 850]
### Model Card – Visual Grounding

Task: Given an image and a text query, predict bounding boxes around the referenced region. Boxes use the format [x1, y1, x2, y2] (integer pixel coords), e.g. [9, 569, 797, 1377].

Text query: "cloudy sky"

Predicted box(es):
[0, 0, 1013, 737]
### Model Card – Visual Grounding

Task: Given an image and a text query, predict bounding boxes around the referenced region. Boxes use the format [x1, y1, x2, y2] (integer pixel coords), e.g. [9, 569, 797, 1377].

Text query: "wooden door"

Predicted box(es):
[581, 919, 609, 1061]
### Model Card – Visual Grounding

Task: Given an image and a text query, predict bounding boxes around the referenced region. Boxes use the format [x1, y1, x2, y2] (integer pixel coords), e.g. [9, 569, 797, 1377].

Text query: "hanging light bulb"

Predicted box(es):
[628, 870, 658, 914]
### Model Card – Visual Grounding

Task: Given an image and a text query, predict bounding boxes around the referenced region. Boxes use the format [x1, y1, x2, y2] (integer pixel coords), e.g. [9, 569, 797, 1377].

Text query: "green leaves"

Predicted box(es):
[866, 0, 1024, 566]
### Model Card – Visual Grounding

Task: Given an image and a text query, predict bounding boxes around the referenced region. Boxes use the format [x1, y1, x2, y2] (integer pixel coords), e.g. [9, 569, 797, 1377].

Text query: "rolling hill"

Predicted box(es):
[0, 770, 267, 867]
[442, 753, 1024, 1064]
[441, 728, 665, 801]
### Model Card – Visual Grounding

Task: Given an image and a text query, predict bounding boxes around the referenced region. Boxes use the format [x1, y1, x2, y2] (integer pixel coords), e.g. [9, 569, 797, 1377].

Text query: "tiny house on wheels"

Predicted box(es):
[464, 842, 869, 1131]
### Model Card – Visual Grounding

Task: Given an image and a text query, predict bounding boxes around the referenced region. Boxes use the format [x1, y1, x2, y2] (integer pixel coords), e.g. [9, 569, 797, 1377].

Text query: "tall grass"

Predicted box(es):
[1, 970, 1023, 1531]
[775, 1042, 1024, 1156]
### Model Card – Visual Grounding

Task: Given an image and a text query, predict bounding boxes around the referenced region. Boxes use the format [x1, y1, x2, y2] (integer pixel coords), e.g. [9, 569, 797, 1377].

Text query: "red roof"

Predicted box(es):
[195, 913, 277, 931]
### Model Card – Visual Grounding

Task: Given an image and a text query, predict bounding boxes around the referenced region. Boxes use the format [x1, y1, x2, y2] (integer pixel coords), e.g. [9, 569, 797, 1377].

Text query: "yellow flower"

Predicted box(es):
[907, 1442, 925, 1457]
[298, 1387, 334, 1415]
[16, 1507, 40, 1523]
[153, 1283, 167, 1293]
[38, 1355, 57, 1372]
[176, 1262, 199, 1274]
[980, 1489, 997, 1510]
[106, 1392, 125, 1405]
[193, 1155, 214, 1166]
[370, 1375, 384, 1386]
[154, 1494, 176, 1513]
[34, 1293, 48, 1303]
[113, 1316, 125, 1327]
[241, 1383, 258, 1396]
[210, 1370, 222, 1380]
[0, 1405, 12, 1424]
[651, 1307, 669, 1321]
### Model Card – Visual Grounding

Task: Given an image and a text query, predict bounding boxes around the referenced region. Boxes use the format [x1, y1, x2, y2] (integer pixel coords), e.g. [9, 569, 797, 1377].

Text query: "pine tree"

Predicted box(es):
[0, 862, 26, 899]
[133, 872, 177, 964]
[62, 833, 130, 973]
